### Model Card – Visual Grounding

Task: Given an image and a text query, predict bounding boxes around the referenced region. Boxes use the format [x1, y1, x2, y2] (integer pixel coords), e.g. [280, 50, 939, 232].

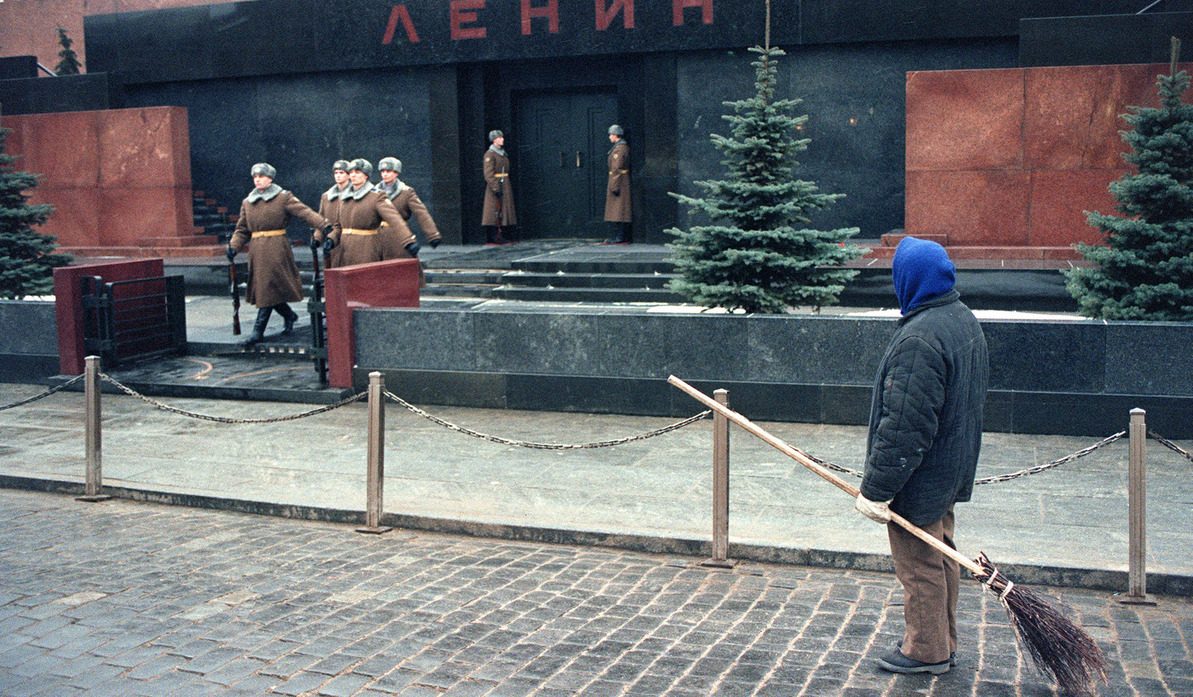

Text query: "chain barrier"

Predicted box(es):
[799, 431, 1129, 485]
[384, 389, 710, 450]
[0, 375, 86, 411]
[1150, 429, 1193, 463]
[98, 373, 367, 423]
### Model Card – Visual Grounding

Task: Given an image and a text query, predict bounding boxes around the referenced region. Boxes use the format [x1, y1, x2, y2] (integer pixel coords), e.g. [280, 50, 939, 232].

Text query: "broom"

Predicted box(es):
[668, 375, 1108, 696]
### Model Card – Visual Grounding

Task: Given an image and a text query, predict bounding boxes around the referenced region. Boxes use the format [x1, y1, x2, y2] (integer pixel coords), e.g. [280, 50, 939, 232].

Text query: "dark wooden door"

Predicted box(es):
[515, 91, 618, 239]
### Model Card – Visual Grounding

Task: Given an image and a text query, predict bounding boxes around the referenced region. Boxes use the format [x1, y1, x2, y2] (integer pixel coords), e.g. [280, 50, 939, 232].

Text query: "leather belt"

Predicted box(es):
[342, 228, 379, 235]
[251, 229, 286, 238]
[610, 169, 628, 174]
[493, 173, 508, 178]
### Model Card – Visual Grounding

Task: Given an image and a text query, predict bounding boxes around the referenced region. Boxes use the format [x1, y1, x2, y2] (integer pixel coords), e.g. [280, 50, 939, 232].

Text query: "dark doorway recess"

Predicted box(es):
[515, 90, 618, 239]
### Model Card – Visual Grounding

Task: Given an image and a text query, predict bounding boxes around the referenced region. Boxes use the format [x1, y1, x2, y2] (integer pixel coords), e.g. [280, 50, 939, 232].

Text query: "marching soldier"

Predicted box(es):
[226, 162, 330, 346]
[481, 130, 516, 244]
[323, 158, 422, 275]
[312, 159, 351, 267]
[603, 124, 632, 244]
[376, 156, 442, 248]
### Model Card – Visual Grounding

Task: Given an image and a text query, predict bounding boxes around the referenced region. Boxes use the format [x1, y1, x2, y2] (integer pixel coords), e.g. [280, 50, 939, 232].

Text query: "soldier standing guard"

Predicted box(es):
[376, 157, 442, 248]
[481, 130, 516, 244]
[226, 162, 331, 346]
[323, 158, 420, 269]
[603, 124, 632, 244]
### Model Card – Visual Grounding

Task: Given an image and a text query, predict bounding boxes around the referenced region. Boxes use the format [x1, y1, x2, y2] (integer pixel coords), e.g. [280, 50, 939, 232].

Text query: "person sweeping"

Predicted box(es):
[852, 236, 988, 674]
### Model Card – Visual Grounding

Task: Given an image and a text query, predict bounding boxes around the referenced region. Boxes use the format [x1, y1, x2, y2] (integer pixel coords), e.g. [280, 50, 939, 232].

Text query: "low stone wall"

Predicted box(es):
[354, 307, 1193, 438]
[0, 300, 58, 381]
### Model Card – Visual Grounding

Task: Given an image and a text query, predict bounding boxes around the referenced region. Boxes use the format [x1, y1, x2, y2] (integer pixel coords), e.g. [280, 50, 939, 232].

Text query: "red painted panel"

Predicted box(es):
[53, 258, 165, 374]
[324, 259, 421, 388]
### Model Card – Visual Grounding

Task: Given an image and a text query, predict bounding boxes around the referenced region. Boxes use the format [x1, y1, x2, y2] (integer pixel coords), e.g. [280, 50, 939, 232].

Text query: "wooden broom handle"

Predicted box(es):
[667, 376, 984, 577]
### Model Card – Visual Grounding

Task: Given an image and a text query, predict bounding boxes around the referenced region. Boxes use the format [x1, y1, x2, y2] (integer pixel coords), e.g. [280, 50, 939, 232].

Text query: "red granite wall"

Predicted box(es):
[905, 63, 1188, 253]
[2, 106, 196, 255]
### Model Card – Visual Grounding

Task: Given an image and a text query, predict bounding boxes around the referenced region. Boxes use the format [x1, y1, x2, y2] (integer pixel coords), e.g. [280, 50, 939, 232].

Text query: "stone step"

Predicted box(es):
[500, 270, 676, 290]
[491, 286, 686, 303]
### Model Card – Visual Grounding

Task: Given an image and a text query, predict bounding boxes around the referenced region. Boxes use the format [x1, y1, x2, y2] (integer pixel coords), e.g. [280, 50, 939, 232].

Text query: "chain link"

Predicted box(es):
[384, 389, 710, 449]
[0, 375, 86, 411]
[798, 431, 1129, 485]
[1150, 429, 1193, 463]
[99, 373, 367, 423]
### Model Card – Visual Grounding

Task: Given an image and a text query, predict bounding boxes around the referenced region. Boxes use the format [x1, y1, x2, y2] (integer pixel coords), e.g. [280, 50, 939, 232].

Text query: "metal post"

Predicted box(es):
[1119, 408, 1154, 604]
[702, 389, 734, 568]
[356, 371, 391, 534]
[76, 356, 111, 502]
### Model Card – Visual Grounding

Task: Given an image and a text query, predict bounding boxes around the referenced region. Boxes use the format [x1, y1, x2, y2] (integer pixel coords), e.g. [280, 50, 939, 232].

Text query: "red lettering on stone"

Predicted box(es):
[450, 0, 487, 40]
[381, 5, 420, 44]
[521, 0, 559, 35]
[595, 0, 634, 30]
[672, 0, 712, 26]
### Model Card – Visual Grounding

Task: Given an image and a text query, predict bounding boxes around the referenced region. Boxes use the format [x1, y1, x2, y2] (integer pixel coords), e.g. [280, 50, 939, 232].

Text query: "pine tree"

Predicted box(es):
[54, 27, 83, 76]
[667, 44, 865, 314]
[1065, 50, 1193, 321]
[0, 127, 71, 299]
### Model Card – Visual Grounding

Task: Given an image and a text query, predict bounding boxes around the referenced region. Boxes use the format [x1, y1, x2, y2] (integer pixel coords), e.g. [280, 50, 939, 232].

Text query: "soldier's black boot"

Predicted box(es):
[277, 303, 298, 335]
[242, 307, 272, 347]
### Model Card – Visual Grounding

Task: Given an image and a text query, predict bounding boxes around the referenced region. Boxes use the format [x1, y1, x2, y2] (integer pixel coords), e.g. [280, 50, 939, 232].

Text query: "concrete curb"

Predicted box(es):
[4, 473, 1190, 597]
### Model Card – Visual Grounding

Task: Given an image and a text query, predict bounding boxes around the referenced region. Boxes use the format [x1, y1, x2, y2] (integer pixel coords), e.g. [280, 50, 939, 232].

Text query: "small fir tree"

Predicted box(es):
[1065, 45, 1193, 321]
[54, 27, 83, 76]
[667, 44, 865, 314]
[0, 127, 71, 299]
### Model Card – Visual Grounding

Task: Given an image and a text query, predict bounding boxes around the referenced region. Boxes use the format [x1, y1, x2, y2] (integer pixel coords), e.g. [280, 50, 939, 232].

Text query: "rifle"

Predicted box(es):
[228, 259, 241, 335]
[310, 236, 328, 383]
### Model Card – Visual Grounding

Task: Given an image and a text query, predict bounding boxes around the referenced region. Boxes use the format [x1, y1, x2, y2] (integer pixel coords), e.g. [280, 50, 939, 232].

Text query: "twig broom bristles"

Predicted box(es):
[668, 376, 1107, 696]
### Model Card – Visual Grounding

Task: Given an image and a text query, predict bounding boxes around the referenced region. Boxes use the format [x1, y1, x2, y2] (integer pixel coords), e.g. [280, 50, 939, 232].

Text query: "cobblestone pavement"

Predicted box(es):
[1, 490, 1191, 697]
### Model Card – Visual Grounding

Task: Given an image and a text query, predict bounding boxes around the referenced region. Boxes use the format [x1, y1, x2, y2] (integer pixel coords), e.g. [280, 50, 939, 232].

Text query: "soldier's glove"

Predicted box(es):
[309, 237, 321, 250]
[611, 189, 620, 197]
[493, 189, 502, 199]
[323, 237, 336, 252]
[854, 494, 892, 523]
[225, 246, 237, 261]
[429, 238, 441, 249]
[405, 241, 421, 258]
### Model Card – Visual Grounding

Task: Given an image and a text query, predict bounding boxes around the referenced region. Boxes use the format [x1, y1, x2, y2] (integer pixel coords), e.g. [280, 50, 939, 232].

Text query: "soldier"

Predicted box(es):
[603, 124, 632, 244]
[376, 157, 442, 248]
[323, 158, 421, 269]
[481, 130, 516, 245]
[226, 162, 331, 346]
[312, 159, 350, 267]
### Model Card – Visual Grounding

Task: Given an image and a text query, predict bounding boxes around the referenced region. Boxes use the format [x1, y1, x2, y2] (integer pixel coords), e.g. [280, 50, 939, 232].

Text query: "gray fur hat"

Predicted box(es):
[488, 129, 504, 142]
[608, 124, 624, 136]
[348, 158, 373, 177]
[250, 162, 277, 179]
[332, 159, 351, 173]
[378, 157, 402, 174]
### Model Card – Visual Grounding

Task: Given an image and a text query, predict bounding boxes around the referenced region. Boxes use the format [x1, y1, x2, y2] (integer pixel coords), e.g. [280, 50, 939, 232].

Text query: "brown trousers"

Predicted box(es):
[887, 508, 958, 664]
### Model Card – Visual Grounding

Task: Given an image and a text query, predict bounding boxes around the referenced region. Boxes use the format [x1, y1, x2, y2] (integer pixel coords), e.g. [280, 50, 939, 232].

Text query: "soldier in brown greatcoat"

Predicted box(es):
[323, 158, 420, 268]
[227, 163, 331, 346]
[311, 159, 350, 267]
[481, 130, 516, 244]
[376, 157, 442, 248]
[603, 124, 632, 244]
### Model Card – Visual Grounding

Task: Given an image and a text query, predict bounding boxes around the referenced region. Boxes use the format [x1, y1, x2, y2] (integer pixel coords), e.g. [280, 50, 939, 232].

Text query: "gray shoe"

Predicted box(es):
[878, 647, 951, 675]
[897, 639, 957, 666]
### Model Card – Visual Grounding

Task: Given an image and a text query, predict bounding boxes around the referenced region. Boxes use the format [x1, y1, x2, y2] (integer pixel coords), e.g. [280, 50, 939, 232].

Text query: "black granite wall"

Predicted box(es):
[0, 301, 58, 382]
[352, 307, 1193, 438]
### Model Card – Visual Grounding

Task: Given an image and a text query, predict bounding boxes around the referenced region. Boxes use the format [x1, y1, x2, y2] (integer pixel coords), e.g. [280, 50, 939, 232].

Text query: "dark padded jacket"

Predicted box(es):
[860, 289, 990, 526]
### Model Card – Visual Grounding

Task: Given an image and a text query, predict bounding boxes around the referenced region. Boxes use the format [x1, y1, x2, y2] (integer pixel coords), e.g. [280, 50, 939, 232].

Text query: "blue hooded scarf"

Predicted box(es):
[892, 237, 956, 315]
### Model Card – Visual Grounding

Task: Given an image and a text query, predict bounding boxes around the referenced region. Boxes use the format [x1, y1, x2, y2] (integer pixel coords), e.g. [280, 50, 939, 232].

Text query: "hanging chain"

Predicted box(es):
[99, 373, 367, 423]
[1150, 429, 1193, 463]
[0, 375, 85, 411]
[384, 389, 709, 450]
